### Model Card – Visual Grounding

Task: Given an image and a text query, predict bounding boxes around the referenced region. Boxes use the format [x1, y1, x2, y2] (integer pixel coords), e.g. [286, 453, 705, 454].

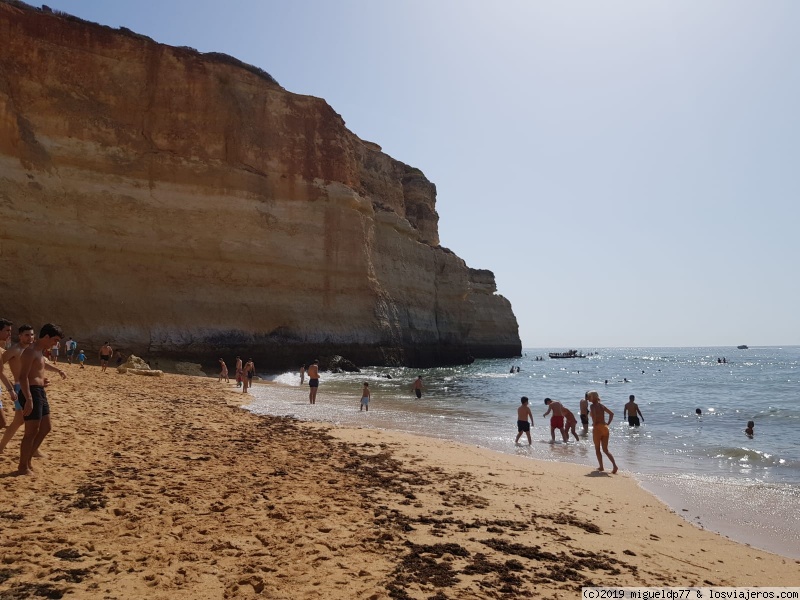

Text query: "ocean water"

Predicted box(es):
[246, 346, 800, 557]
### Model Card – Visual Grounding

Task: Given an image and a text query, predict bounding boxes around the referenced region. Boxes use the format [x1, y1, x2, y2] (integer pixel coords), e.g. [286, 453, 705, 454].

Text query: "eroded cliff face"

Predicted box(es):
[0, 1, 521, 368]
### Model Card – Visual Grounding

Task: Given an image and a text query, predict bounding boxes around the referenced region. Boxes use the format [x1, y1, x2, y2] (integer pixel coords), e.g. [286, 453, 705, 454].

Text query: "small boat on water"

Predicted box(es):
[548, 349, 585, 359]
[737, 345, 749, 350]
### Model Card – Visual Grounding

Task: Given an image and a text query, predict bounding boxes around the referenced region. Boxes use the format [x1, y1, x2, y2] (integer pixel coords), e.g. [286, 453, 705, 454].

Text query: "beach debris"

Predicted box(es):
[117, 355, 163, 376]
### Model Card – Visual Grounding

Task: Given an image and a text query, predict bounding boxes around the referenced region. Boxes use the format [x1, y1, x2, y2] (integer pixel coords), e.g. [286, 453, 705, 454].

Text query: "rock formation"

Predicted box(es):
[0, 1, 521, 369]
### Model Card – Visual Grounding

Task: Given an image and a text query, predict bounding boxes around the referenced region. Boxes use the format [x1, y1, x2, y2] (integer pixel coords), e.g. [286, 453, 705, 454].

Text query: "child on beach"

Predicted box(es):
[745, 421, 754, 437]
[562, 406, 580, 441]
[515, 396, 534, 445]
[360, 382, 370, 411]
[588, 390, 618, 474]
[77, 350, 86, 368]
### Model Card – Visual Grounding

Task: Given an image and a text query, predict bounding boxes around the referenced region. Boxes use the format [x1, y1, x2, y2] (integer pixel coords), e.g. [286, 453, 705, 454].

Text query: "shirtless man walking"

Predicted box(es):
[99, 341, 113, 373]
[588, 390, 618, 473]
[543, 398, 568, 443]
[579, 392, 590, 436]
[235, 356, 243, 388]
[515, 396, 535, 445]
[307, 360, 320, 404]
[1, 324, 43, 454]
[17, 323, 66, 475]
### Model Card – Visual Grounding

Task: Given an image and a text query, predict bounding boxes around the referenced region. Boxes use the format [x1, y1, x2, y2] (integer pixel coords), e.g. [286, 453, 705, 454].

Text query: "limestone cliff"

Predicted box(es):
[0, 1, 521, 368]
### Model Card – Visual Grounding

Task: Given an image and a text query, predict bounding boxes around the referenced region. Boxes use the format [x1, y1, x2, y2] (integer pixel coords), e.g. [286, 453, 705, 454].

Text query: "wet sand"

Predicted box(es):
[0, 366, 796, 599]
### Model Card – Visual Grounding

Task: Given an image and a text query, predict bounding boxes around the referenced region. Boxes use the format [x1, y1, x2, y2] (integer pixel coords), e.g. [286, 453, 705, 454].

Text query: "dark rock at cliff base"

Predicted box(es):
[323, 355, 361, 373]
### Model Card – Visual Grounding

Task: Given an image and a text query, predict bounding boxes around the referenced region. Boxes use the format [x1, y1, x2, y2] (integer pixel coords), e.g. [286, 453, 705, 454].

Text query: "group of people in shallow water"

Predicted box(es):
[515, 391, 648, 474]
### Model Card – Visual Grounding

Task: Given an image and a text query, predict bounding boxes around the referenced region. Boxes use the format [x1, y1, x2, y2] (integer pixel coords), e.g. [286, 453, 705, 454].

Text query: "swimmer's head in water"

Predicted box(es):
[695, 408, 702, 415]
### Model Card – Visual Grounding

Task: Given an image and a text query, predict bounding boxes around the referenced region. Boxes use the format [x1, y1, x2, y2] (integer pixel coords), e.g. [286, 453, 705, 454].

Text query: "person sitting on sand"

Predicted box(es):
[360, 382, 370, 412]
[515, 396, 534, 445]
[745, 421, 754, 437]
[562, 406, 580, 441]
[588, 390, 618, 474]
[218, 358, 229, 383]
[543, 398, 567, 443]
[623, 394, 644, 427]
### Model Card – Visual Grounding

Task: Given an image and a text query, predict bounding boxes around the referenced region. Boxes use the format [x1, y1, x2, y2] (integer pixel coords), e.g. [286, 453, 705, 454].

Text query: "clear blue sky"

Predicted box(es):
[37, 1, 800, 348]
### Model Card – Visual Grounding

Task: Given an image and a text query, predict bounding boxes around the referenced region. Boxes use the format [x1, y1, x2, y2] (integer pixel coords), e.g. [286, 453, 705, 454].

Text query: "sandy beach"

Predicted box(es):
[0, 366, 797, 599]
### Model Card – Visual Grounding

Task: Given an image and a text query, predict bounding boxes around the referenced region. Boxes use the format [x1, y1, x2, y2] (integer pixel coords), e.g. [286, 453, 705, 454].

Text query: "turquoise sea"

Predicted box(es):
[248, 346, 800, 558]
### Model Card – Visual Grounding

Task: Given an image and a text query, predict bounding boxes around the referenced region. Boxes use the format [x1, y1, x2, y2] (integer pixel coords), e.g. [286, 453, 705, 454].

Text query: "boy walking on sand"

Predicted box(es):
[360, 382, 371, 411]
[588, 390, 618, 473]
[624, 394, 644, 427]
[78, 350, 86, 368]
[17, 323, 67, 475]
[515, 396, 535, 445]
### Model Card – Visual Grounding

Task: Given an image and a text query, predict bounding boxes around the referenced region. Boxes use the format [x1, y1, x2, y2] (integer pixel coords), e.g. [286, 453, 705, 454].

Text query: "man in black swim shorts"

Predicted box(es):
[99, 341, 113, 373]
[307, 360, 320, 404]
[18, 323, 66, 475]
[623, 395, 644, 428]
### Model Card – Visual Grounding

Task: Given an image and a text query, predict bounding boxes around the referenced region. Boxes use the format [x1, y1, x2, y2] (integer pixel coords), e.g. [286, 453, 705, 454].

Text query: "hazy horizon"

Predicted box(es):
[28, 1, 800, 348]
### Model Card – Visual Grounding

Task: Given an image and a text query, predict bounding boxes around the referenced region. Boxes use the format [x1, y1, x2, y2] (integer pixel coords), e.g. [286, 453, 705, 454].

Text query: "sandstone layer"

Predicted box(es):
[0, 1, 521, 368]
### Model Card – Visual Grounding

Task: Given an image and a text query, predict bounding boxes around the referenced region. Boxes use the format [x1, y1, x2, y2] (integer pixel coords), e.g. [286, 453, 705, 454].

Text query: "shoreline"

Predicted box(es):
[1, 367, 797, 599]
[245, 378, 800, 560]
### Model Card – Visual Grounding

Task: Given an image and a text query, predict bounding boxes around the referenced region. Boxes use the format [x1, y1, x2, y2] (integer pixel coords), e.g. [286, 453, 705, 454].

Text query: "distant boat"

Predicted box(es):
[548, 349, 585, 359]
[737, 345, 749, 350]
